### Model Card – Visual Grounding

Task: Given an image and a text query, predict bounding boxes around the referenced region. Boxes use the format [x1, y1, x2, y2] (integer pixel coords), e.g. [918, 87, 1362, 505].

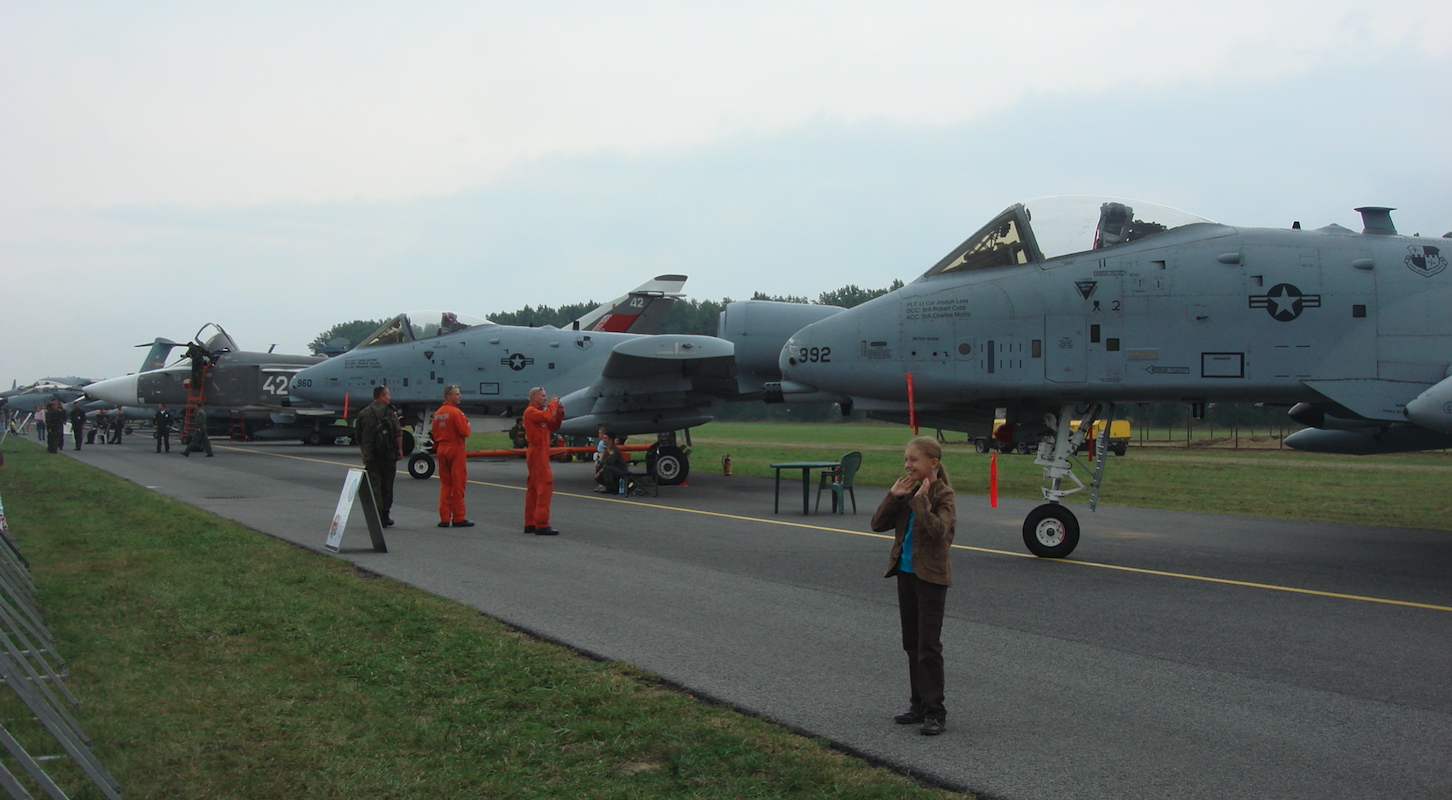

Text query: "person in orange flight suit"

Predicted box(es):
[431, 385, 474, 528]
[523, 387, 565, 535]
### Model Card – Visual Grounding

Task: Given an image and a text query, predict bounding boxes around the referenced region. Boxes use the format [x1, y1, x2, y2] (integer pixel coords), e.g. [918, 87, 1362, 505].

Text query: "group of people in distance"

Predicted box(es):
[354, 383, 960, 737]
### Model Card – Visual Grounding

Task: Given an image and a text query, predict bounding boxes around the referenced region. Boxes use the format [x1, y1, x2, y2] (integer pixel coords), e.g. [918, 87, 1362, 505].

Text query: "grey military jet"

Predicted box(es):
[84, 324, 346, 443]
[290, 276, 843, 483]
[773, 196, 1451, 558]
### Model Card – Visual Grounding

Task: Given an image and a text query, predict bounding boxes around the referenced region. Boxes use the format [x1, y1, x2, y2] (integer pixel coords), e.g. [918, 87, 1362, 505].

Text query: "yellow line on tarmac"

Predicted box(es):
[223, 445, 1452, 613]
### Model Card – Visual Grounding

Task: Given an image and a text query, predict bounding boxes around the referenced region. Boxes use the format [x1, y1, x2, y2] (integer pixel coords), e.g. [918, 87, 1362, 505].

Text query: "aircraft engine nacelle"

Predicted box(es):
[1404, 373, 1452, 434]
[718, 301, 846, 381]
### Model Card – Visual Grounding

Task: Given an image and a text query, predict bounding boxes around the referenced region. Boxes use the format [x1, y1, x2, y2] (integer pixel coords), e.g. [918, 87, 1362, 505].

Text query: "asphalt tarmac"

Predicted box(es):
[65, 440, 1452, 799]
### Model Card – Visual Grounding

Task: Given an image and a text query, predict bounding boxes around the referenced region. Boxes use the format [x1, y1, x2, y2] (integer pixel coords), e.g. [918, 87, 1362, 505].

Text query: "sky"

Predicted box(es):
[3, 1, 1450, 385]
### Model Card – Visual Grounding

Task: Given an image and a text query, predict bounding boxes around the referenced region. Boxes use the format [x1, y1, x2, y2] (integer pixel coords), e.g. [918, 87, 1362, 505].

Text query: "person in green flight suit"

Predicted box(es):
[44, 400, 66, 454]
[355, 386, 402, 527]
[184, 406, 213, 457]
[68, 403, 86, 451]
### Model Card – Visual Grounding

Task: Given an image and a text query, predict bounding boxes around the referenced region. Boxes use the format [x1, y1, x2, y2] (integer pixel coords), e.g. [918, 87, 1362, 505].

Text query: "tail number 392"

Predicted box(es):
[798, 346, 831, 363]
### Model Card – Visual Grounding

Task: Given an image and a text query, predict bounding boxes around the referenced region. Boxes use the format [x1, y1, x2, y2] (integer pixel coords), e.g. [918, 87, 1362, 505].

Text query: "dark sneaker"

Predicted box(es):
[382, 518, 395, 528]
[894, 711, 924, 725]
[919, 719, 945, 736]
[438, 521, 451, 528]
[524, 526, 537, 534]
[452, 520, 475, 528]
[534, 527, 560, 536]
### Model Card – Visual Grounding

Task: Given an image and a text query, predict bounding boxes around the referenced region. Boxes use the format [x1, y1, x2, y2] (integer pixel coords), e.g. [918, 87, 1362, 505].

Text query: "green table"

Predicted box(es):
[769, 461, 841, 515]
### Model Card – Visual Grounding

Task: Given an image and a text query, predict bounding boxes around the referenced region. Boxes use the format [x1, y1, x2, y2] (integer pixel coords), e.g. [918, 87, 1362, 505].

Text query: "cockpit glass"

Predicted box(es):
[924, 205, 1038, 277]
[356, 310, 495, 349]
[1024, 196, 1214, 260]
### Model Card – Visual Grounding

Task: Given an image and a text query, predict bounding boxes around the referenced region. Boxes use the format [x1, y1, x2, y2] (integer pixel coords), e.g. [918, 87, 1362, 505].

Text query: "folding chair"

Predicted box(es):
[816, 451, 862, 513]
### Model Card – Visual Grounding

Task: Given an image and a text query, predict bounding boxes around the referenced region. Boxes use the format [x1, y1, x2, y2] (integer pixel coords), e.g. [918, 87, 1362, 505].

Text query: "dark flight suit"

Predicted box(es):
[523, 399, 564, 530]
[596, 442, 628, 493]
[109, 412, 124, 444]
[154, 408, 172, 453]
[355, 400, 402, 523]
[44, 405, 65, 454]
[69, 405, 86, 451]
[430, 400, 471, 524]
[184, 407, 212, 456]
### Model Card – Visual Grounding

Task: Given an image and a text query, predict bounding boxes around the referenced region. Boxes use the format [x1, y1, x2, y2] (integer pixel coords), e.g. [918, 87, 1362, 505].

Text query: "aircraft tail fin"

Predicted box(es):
[572, 275, 687, 334]
[135, 338, 182, 372]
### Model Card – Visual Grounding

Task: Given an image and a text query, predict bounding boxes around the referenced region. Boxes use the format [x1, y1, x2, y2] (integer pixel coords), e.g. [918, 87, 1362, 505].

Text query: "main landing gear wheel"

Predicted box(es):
[1023, 504, 1080, 559]
[408, 453, 436, 480]
[304, 430, 324, 446]
[649, 445, 689, 486]
[400, 429, 415, 456]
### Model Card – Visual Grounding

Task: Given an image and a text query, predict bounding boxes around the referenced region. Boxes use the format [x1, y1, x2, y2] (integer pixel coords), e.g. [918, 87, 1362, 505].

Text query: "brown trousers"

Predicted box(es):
[896, 572, 948, 721]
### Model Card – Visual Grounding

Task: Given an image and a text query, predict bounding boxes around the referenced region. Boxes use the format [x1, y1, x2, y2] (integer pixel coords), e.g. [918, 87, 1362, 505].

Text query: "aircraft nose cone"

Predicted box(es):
[84, 374, 139, 407]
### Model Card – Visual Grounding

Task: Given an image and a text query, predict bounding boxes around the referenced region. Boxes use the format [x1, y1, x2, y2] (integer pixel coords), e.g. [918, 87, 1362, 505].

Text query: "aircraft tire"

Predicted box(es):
[651, 445, 689, 486]
[1022, 504, 1079, 558]
[304, 430, 324, 446]
[974, 439, 989, 454]
[408, 453, 436, 480]
[400, 429, 415, 457]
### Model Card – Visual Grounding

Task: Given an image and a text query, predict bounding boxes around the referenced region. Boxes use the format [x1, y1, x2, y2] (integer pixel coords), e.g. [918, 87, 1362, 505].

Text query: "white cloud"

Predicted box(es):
[3, 1, 1448, 210]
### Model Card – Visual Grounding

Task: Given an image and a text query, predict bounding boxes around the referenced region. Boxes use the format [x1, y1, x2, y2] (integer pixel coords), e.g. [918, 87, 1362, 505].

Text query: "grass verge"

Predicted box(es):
[0, 439, 964, 799]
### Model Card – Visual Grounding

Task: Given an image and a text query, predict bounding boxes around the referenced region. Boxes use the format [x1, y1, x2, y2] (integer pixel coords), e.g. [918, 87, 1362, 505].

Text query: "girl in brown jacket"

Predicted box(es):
[871, 436, 956, 735]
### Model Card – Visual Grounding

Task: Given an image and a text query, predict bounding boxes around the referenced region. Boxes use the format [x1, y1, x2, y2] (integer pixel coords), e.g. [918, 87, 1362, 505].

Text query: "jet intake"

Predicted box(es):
[1405, 374, 1452, 434]
[717, 301, 845, 377]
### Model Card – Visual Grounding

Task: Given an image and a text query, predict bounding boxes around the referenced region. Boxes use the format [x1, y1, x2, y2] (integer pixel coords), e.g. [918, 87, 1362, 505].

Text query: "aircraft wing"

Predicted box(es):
[557, 334, 737, 436]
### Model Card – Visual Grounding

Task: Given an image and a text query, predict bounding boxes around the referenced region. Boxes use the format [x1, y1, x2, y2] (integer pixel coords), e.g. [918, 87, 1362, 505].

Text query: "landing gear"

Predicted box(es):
[304, 430, 324, 446]
[647, 444, 689, 486]
[408, 452, 435, 480]
[1023, 504, 1080, 559]
[1018, 402, 1116, 559]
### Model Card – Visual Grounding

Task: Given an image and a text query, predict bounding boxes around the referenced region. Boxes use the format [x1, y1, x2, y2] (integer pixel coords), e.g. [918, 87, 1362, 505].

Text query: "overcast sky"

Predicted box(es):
[3, 1, 1450, 385]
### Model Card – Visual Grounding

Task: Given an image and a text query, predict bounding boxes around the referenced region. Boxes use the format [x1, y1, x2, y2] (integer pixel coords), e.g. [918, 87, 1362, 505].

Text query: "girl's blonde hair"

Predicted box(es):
[906, 436, 952, 489]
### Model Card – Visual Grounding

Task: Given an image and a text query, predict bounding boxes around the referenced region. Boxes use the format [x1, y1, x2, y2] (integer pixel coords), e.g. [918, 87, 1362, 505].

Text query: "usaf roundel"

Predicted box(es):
[1249, 283, 1321, 322]
[1405, 245, 1447, 278]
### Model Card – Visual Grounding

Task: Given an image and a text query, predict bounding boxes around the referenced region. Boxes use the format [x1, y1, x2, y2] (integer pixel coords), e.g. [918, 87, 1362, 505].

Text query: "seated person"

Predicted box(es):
[508, 417, 527, 449]
[594, 429, 629, 493]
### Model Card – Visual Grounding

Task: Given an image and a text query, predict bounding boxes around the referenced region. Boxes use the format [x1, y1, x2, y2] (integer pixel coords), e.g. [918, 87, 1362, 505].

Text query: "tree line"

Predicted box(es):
[309, 281, 906, 352]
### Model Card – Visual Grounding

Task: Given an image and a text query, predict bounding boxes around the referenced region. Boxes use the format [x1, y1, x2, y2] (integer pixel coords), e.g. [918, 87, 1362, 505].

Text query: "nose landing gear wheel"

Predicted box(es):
[408, 453, 436, 480]
[1023, 503, 1080, 558]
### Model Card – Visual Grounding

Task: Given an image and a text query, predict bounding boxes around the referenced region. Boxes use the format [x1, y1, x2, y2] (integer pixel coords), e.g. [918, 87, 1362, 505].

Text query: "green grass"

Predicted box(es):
[681, 421, 1452, 532]
[0, 439, 964, 799]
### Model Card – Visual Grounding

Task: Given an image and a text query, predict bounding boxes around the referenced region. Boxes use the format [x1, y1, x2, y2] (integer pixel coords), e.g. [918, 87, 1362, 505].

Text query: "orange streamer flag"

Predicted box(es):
[343, 392, 350, 420]
[990, 451, 999, 508]
[906, 372, 917, 435]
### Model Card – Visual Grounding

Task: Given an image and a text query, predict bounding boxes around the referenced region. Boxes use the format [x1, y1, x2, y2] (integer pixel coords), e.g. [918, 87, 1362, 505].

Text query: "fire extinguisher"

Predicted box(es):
[722, 454, 732, 476]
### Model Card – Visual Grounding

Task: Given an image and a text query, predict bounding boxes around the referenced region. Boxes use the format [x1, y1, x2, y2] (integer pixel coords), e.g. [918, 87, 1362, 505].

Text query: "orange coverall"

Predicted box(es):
[431, 400, 472, 523]
[523, 399, 565, 528]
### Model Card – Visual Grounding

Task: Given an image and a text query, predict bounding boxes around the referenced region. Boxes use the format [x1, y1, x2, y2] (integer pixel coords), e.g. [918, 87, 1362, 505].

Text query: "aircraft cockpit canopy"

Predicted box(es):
[923, 196, 1215, 278]
[356, 310, 495, 349]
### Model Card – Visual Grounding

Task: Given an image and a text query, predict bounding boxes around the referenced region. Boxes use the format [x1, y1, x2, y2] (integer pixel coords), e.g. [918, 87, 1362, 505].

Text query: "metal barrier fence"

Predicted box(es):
[0, 490, 121, 799]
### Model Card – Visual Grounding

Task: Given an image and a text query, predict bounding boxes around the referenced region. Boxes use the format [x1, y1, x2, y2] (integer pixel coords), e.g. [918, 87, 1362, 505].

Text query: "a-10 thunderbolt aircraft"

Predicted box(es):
[773, 196, 1451, 558]
[289, 275, 842, 483]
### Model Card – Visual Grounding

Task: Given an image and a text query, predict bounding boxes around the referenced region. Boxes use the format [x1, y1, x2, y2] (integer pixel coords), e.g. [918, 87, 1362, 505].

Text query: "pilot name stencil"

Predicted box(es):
[1249, 283, 1321, 322]
[905, 299, 971, 321]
